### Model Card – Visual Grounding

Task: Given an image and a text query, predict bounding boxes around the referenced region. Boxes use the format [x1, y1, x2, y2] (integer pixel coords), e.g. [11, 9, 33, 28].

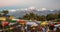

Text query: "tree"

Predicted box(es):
[29, 12, 36, 19]
[23, 14, 30, 20]
[58, 14, 60, 18]
[2, 10, 9, 14]
[46, 13, 58, 21]
[23, 12, 39, 20]
[40, 15, 46, 21]
[35, 16, 41, 21]
[58, 10, 60, 18]
[0, 14, 1, 16]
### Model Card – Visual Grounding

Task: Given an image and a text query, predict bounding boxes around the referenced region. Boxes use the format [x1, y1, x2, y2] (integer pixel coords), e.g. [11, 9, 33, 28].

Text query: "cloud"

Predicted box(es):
[41, 8, 47, 10]
[9, 9, 16, 12]
[8, 6, 49, 12]
[50, 10, 54, 11]
[28, 6, 36, 10]
[20, 6, 37, 11]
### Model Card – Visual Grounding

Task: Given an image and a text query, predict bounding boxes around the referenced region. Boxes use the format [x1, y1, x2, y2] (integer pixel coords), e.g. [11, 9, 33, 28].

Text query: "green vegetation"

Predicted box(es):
[2, 10, 9, 14]
[22, 12, 60, 21]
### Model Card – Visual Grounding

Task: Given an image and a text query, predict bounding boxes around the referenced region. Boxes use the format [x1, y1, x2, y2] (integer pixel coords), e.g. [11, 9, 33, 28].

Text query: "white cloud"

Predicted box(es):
[19, 7, 48, 11]
[41, 8, 47, 10]
[50, 10, 54, 11]
[24, 8, 28, 11]
[20, 9, 24, 11]
[37, 9, 41, 11]
[8, 7, 54, 12]
[28, 6, 36, 10]
[20, 6, 37, 11]
[9, 9, 16, 12]
[20, 8, 27, 11]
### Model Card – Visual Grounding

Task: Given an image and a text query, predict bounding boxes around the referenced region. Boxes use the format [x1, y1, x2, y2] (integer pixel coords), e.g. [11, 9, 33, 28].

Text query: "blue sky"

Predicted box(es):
[0, 0, 60, 10]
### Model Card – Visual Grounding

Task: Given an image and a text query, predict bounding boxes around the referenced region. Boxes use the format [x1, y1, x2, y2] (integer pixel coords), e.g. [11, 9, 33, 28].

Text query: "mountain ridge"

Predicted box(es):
[9, 8, 60, 18]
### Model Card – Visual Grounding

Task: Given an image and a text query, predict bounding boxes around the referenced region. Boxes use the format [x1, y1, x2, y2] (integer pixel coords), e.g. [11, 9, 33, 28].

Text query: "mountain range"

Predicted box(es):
[9, 7, 60, 18]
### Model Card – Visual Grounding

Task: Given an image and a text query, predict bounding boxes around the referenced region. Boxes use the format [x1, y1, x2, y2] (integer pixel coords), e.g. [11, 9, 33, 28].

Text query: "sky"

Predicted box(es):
[0, 0, 60, 11]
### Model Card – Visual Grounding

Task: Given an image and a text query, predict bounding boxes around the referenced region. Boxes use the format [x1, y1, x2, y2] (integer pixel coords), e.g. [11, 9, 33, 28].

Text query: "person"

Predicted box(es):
[26, 25, 31, 32]
[42, 26, 47, 32]
[31, 26, 37, 32]
[37, 25, 42, 32]
[55, 26, 60, 32]
[49, 24, 54, 32]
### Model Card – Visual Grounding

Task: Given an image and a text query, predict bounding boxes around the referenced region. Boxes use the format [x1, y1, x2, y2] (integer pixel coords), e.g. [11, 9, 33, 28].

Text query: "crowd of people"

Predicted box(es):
[0, 21, 60, 32]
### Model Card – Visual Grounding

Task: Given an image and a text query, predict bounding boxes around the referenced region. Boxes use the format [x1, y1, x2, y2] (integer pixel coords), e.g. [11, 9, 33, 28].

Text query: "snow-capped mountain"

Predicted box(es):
[9, 7, 60, 18]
